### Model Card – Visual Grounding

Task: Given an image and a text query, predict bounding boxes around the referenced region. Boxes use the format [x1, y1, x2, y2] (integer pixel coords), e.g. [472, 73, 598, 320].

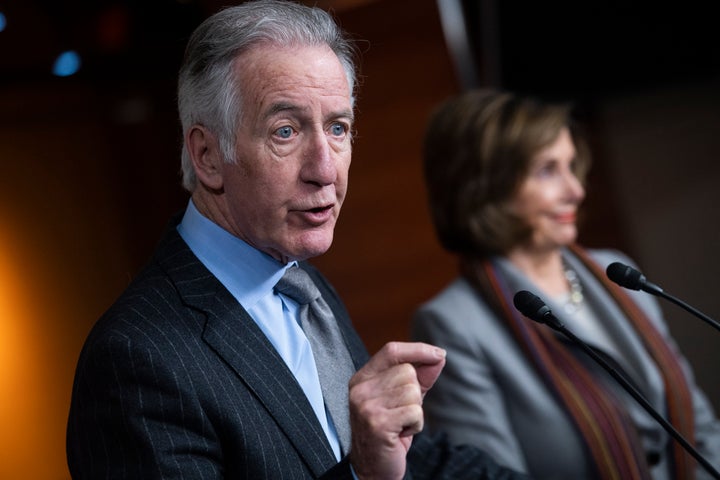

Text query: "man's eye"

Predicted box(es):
[330, 123, 347, 136]
[275, 126, 294, 139]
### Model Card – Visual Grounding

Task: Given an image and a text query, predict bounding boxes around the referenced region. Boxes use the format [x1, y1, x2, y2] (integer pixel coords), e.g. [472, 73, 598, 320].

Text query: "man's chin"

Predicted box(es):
[285, 233, 334, 262]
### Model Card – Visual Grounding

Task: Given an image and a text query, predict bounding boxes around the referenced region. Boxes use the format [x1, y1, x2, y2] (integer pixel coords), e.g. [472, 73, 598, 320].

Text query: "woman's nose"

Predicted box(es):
[564, 169, 585, 201]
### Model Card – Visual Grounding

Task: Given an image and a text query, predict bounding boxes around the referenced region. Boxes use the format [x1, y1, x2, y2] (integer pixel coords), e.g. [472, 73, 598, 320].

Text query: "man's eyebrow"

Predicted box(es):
[333, 108, 355, 122]
[262, 103, 355, 124]
[263, 101, 303, 120]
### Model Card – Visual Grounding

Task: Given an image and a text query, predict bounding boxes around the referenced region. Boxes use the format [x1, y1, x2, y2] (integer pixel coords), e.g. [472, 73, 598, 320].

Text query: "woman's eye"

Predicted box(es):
[534, 162, 557, 178]
[534, 166, 551, 177]
[275, 126, 294, 139]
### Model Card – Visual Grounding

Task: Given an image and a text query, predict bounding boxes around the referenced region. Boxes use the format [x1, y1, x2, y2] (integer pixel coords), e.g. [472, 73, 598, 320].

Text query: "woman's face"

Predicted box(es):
[508, 127, 585, 253]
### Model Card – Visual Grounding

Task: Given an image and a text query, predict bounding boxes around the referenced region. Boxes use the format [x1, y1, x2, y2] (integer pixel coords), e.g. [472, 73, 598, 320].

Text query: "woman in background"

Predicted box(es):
[412, 89, 720, 479]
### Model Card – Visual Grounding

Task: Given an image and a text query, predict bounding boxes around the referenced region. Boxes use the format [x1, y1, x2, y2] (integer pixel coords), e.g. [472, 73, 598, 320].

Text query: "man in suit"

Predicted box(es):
[66, 1, 528, 479]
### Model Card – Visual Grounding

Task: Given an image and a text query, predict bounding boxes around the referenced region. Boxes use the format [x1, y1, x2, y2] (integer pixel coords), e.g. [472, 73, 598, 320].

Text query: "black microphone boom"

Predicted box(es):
[606, 262, 720, 334]
[513, 290, 720, 479]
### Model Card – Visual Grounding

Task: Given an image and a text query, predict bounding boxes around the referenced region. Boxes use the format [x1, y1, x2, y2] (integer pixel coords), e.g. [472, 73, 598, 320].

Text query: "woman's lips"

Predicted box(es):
[554, 212, 576, 223]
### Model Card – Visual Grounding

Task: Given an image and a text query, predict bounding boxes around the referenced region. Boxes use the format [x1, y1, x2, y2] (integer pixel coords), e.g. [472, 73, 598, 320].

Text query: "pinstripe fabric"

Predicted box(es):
[68, 225, 353, 479]
[67, 220, 529, 479]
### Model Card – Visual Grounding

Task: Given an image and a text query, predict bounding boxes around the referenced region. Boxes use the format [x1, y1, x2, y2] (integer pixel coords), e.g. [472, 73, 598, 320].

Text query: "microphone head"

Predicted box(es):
[606, 262, 645, 290]
[513, 290, 552, 323]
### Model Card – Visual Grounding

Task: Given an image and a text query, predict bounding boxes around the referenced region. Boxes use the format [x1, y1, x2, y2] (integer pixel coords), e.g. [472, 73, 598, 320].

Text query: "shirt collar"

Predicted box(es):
[176, 199, 296, 308]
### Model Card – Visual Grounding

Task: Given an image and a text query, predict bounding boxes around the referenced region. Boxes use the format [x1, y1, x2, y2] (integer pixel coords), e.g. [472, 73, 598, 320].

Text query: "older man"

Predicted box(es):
[66, 2, 528, 479]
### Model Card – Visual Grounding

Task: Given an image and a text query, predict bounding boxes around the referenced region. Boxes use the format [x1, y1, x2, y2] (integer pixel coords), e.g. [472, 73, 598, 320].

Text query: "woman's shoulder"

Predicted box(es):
[419, 277, 478, 309]
[414, 277, 497, 327]
[582, 247, 638, 268]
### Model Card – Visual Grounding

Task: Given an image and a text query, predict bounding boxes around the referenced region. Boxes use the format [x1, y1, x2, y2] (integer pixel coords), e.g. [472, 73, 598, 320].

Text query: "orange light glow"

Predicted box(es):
[0, 225, 69, 479]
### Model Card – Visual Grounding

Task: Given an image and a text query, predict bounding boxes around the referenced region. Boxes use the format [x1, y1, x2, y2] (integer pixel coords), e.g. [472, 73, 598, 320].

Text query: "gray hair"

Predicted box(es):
[177, 0, 358, 191]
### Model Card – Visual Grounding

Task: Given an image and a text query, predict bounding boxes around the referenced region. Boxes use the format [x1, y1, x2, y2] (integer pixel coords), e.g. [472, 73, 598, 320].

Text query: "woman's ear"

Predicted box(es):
[186, 125, 224, 191]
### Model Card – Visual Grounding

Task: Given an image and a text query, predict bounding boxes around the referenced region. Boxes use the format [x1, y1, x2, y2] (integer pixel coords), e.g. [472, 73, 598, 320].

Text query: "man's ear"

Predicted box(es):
[186, 125, 224, 191]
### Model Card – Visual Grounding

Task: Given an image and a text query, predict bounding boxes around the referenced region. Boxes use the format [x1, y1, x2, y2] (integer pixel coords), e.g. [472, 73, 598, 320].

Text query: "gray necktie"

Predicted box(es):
[274, 265, 354, 454]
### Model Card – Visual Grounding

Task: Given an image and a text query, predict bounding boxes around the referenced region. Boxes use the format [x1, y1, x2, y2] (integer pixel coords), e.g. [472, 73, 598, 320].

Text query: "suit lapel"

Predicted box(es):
[565, 253, 664, 406]
[155, 227, 339, 476]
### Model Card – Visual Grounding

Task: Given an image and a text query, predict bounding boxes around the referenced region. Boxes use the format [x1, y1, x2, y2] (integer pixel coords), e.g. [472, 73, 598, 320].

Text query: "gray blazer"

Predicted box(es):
[412, 248, 720, 480]
[67, 219, 529, 480]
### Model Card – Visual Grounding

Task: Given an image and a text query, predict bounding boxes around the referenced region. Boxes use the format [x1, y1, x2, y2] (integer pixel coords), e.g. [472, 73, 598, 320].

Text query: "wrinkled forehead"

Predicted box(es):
[233, 44, 353, 118]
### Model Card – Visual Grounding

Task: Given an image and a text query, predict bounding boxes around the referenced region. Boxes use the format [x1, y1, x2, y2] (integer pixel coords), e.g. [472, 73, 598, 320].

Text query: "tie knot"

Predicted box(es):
[274, 265, 321, 305]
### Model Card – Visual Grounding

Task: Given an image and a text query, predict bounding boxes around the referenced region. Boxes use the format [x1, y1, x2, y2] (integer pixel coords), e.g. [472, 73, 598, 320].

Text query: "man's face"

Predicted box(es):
[220, 44, 353, 263]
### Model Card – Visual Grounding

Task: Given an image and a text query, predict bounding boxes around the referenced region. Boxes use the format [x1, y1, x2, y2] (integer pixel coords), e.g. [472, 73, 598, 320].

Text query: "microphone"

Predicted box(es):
[605, 262, 663, 294]
[513, 290, 720, 479]
[606, 262, 720, 334]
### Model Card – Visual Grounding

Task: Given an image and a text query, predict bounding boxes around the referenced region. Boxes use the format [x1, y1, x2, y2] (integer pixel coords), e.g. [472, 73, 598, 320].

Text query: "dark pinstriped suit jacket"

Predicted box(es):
[66, 220, 528, 480]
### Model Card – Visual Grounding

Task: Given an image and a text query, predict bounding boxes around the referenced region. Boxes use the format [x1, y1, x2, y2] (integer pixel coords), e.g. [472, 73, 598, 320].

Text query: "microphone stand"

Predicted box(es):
[648, 288, 720, 334]
[545, 319, 720, 479]
[606, 262, 720, 333]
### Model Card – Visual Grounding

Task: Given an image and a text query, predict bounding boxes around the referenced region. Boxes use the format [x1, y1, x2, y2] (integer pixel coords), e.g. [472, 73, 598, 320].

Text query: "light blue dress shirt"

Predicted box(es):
[177, 200, 343, 460]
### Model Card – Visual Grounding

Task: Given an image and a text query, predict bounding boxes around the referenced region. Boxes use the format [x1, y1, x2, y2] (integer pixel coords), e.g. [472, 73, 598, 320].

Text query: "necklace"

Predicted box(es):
[563, 263, 585, 314]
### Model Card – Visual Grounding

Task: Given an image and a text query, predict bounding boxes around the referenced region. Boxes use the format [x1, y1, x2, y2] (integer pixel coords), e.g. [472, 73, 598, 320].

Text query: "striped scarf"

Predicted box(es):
[462, 244, 695, 480]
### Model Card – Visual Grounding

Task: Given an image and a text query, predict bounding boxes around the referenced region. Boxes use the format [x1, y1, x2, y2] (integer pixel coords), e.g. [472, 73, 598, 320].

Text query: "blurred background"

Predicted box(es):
[0, 0, 718, 478]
